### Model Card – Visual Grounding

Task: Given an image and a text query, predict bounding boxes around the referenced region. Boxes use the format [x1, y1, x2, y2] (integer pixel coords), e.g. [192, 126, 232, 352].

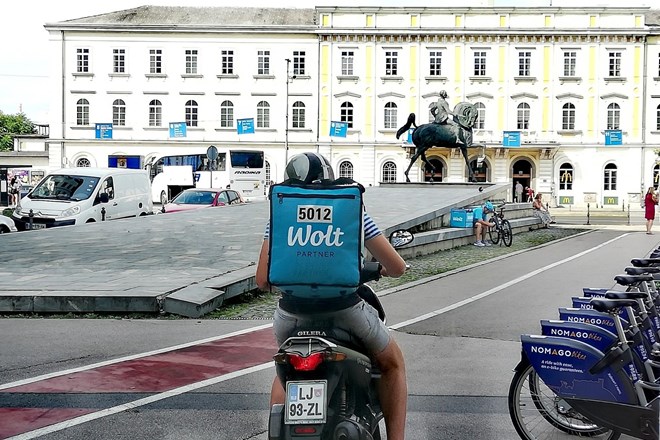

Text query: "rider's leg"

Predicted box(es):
[270, 376, 285, 406]
[374, 338, 407, 440]
[475, 222, 483, 242]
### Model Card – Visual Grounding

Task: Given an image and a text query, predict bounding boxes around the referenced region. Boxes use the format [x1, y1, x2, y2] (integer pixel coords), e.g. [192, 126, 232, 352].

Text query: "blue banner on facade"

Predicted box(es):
[169, 122, 187, 138]
[605, 130, 622, 145]
[330, 121, 348, 138]
[407, 128, 414, 144]
[95, 123, 113, 139]
[237, 118, 255, 134]
[503, 131, 521, 147]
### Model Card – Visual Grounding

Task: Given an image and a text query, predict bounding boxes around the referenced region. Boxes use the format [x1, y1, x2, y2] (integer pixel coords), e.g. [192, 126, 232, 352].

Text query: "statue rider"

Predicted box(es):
[431, 90, 455, 125]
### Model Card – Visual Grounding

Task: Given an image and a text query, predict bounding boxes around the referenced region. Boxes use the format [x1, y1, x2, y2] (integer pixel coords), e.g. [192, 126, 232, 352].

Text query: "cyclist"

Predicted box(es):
[255, 152, 408, 440]
[474, 200, 496, 247]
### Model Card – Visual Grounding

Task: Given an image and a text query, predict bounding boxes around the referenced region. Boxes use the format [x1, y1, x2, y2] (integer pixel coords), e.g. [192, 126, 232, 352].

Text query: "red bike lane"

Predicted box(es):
[0, 327, 277, 439]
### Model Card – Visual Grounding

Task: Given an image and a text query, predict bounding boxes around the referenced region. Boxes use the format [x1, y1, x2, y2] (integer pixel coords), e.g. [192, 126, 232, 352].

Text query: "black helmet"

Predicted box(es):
[284, 152, 335, 184]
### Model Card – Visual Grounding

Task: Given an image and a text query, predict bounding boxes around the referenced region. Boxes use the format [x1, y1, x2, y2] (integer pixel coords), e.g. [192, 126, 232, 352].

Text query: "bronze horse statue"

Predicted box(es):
[396, 102, 480, 182]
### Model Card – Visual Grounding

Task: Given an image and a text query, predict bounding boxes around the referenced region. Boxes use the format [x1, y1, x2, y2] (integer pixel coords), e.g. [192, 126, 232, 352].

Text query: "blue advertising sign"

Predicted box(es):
[169, 122, 187, 138]
[237, 118, 255, 134]
[502, 131, 521, 147]
[329, 121, 348, 138]
[406, 128, 414, 144]
[95, 123, 113, 139]
[605, 130, 622, 145]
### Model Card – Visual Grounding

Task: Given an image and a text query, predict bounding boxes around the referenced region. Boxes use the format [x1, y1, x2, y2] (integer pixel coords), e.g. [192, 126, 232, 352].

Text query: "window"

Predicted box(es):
[474, 102, 485, 129]
[149, 49, 163, 74]
[429, 51, 442, 76]
[220, 100, 234, 128]
[473, 51, 487, 76]
[222, 50, 234, 75]
[562, 103, 576, 130]
[149, 100, 162, 127]
[185, 49, 198, 74]
[654, 164, 660, 190]
[257, 50, 270, 75]
[384, 102, 397, 129]
[293, 51, 305, 76]
[563, 51, 577, 77]
[185, 100, 198, 127]
[428, 102, 435, 123]
[112, 99, 126, 126]
[518, 51, 531, 76]
[559, 163, 573, 190]
[608, 51, 622, 77]
[77, 48, 90, 73]
[656, 104, 660, 131]
[382, 161, 397, 183]
[340, 102, 354, 128]
[604, 163, 617, 191]
[113, 49, 125, 73]
[265, 161, 271, 185]
[76, 158, 91, 167]
[341, 51, 354, 76]
[607, 103, 620, 130]
[292, 101, 305, 128]
[517, 102, 530, 130]
[385, 51, 398, 76]
[100, 177, 115, 200]
[338, 161, 354, 179]
[76, 99, 89, 125]
[658, 53, 660, 77]
[257, 101, 270, 128]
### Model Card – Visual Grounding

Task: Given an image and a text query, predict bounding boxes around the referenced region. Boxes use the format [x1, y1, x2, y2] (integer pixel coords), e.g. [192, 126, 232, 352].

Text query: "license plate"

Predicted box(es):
[29, 223, 46, 230]
[284, 380, 327, 424]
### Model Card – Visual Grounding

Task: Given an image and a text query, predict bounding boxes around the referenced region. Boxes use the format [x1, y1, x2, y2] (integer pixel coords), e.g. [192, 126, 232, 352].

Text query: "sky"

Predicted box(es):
[0, 0, 653, 124]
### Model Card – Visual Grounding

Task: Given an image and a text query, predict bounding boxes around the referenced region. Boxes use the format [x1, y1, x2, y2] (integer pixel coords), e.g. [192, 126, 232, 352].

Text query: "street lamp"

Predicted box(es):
[284, 58, 296, 166]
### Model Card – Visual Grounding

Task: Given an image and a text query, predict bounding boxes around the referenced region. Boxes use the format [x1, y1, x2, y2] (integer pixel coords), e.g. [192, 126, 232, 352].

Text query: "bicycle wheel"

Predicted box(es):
[488, 217, 501, 244]
[501, 219, 513, 247]
[508, 361, 620, 440]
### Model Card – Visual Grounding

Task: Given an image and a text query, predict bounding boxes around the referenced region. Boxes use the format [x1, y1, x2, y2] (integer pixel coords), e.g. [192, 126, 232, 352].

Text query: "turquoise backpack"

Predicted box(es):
[267, 179, 365, 298]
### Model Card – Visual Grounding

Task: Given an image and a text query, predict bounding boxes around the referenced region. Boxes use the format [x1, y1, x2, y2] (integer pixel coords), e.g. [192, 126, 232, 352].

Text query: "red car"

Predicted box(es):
[162, 188, 244, 213]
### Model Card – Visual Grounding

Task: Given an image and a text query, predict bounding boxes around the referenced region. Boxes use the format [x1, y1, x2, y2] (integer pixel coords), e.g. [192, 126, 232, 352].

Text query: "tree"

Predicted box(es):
[0, 112, 36, 152]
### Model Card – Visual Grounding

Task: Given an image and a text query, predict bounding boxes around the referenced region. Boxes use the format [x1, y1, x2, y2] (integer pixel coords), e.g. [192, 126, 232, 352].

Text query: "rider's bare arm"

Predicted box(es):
[366, 234, 407, 278]
[255, 240, 270, 291]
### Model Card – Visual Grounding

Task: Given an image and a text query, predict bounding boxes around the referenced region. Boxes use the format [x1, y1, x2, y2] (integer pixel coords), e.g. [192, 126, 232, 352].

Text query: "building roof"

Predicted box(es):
[49, 5, 317, 27]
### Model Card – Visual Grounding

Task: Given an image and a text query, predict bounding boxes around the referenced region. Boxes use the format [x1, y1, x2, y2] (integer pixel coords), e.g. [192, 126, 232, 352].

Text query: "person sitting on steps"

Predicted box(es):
[474, 201, 495, 247]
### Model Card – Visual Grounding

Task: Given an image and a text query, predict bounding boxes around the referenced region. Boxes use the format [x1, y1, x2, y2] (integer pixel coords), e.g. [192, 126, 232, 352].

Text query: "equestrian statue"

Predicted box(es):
[396, 90, 480, 182]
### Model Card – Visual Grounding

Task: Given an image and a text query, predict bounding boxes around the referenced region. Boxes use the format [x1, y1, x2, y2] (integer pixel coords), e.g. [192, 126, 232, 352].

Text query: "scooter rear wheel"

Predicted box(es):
[508, 361, 620, 439]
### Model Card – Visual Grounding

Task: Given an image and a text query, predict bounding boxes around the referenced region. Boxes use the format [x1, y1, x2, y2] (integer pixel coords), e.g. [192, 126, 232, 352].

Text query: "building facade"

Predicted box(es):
[35, 5, 660, 208]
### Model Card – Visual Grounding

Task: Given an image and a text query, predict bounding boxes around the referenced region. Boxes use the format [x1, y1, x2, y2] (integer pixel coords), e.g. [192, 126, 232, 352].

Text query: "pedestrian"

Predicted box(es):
[515, 181, 523, 203]
[644, 186, 658, 235]
[532, 193, 554, 227]
[526, 186, 535, 202]
[8, 176, 20, 207]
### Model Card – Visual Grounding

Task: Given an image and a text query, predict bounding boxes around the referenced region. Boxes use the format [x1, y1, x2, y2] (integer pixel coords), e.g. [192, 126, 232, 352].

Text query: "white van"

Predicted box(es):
[12, 168, 153, 231]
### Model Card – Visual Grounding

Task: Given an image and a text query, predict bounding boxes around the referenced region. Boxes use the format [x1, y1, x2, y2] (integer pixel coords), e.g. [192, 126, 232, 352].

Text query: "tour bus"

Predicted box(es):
[145, 149, 266, 204]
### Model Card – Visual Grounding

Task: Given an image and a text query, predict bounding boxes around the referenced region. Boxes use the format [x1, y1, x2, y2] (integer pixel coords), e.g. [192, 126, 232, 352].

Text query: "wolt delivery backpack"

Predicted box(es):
[267, 179, 364, 298]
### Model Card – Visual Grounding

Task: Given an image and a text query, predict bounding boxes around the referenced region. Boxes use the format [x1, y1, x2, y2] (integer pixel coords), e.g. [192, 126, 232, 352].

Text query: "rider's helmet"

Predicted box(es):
[439, 90, 448, 98]
[284, 152, 335, 184]
[484, 201, 495, 213]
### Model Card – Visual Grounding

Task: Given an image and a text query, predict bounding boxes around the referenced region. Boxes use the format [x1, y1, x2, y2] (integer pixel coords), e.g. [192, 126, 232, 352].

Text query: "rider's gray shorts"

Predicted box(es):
[273, 300, 391, 355]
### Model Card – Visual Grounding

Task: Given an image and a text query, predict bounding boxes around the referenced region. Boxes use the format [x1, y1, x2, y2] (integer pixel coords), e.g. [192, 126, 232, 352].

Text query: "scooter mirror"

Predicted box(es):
[388, 229, 414, 248]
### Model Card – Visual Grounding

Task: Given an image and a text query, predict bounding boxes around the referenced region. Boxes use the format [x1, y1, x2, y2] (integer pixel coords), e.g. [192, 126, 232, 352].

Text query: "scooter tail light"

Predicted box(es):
[287, 352, 325, 371]
[294, 426, 318, 434]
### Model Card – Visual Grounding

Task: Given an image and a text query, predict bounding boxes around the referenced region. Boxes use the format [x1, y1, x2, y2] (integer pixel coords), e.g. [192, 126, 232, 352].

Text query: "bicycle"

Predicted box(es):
[488, 204, 513, 247]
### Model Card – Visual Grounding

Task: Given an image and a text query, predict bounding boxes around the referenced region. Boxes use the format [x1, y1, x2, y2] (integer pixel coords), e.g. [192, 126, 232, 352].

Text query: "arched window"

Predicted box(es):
[381, 161, 397, 183]
[265, 160, 272, 185]
[656, 105, 660, 131]
[338, 161, 354, 179]
[474, 102, 485, 129]
[653, 163, 660, 190]
[220, 100, 234, 127]
[604, 163, 617, 190]
[424, 158, 444, 182]
[562, 103, 575, 130]
[384, 102, 397, 129]
[340, 102, 354, 128]
[76, 157, 91, 167]
[76, 99, 89, 125]
[517, 102, 530, 130]
[292, 101, 305, 128]
[468, 158, 488, 183]
[149, 99, 162, 127]
[112, 99, 126, 126]
[559, 162, 573, 190]
[257, 101, 270, 128]
[607, 103, 620, 130]
[185, 100, 198, 127]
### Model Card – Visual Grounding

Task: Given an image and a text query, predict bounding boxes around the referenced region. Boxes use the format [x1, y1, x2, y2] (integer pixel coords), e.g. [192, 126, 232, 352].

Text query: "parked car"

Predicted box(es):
[0, 215, 18, 233]
[162, 188, 244, 213]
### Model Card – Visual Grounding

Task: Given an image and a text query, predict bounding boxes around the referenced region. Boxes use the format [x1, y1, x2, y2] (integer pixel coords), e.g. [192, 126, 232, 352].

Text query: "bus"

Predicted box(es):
[145, 149, 266, 204]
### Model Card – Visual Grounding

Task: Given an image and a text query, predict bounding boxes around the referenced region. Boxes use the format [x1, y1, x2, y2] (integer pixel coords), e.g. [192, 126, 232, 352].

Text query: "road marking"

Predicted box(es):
[389, 233, 629, 330]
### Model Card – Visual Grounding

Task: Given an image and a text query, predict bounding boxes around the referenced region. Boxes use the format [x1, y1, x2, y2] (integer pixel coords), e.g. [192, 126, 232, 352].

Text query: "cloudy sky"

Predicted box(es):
[0, 0, 650, 123]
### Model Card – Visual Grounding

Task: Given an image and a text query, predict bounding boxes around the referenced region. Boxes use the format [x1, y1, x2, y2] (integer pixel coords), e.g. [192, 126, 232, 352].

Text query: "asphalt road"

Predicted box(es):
[1, 227, 653, 439]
